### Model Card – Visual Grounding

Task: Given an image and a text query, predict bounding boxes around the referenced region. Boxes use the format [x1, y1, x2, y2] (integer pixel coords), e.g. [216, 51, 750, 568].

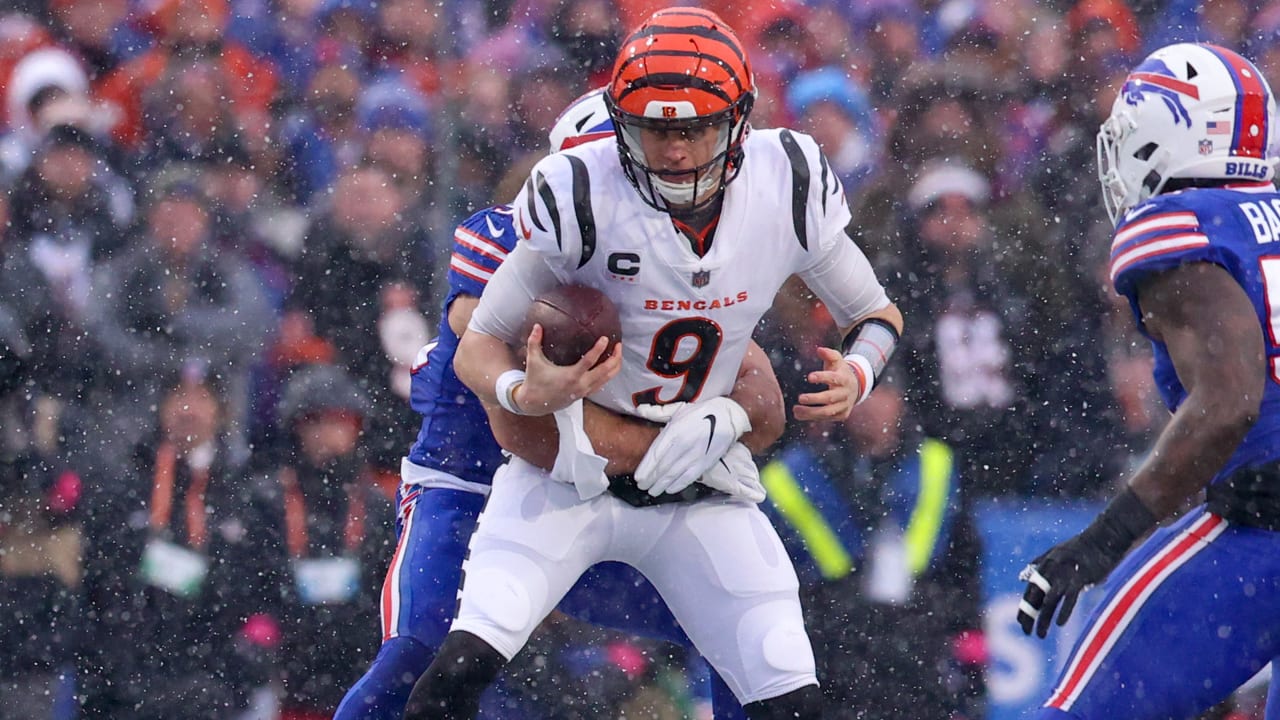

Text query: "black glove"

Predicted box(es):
[1017, 488, 1157, 638]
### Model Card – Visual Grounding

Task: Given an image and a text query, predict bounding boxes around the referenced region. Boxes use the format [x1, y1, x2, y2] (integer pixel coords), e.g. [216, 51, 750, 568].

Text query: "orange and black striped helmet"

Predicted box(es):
[607, 7, 755, 126]
[605, 7, 756, 211]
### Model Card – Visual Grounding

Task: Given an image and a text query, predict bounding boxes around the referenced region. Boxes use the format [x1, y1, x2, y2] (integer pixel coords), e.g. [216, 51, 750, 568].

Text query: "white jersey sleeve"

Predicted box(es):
[777, 129, 890, 328]
[801, 230, 890, 329]
[775, 129, 852, 256]
[512, 153, 595, 275]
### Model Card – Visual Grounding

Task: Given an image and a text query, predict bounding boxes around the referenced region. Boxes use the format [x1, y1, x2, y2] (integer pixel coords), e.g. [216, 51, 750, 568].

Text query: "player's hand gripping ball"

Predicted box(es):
[522, 285, 622, 366]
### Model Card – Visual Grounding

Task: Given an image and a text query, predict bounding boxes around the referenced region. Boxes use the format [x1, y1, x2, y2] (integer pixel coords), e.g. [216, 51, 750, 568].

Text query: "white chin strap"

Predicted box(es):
[621, 121, 731, 208]
[651, 171, 720, 207]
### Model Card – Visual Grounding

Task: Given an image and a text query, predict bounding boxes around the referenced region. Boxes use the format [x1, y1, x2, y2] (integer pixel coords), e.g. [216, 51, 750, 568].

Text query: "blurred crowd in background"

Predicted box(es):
[0, 0, 1276, 718]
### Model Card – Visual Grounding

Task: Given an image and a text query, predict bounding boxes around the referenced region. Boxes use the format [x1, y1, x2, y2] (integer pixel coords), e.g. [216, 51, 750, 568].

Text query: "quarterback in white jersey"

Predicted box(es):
[404, 7, 902, 720]
[481, 125, 891, 417]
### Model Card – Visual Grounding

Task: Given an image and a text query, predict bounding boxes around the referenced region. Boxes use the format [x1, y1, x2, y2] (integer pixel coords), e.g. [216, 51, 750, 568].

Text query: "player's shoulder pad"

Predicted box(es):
[1110, 192, 1211, 294]
[512, 149, 602, 270]
[748, 127, 849, 252]
[455, 204, 518, 255]
[450, 204, 515, 290]
[1116, 192, 1201, 228]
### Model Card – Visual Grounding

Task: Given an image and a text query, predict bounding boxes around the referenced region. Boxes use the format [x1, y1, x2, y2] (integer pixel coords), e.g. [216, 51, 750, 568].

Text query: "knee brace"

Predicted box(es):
[743, 683, 822, 720]
[403, 632, 507, 720]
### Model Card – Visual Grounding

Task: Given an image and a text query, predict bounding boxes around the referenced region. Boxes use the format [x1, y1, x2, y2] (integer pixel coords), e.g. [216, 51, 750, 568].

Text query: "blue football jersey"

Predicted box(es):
[1110, 182, 1280, 479]
[405, 206, 518, 488]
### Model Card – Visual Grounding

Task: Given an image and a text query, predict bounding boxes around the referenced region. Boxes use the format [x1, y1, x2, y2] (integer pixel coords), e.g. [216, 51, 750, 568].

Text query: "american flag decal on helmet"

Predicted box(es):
[1204, 44, 1271, 160]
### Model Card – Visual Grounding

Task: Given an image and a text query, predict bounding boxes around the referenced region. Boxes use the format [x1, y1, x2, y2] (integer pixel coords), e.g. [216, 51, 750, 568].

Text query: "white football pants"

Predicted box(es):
[450, 457, 818, 704]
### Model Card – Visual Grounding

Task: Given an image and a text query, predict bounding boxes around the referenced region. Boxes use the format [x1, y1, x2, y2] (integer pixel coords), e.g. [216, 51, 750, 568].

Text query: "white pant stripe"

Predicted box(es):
[381, 501, 417, 641]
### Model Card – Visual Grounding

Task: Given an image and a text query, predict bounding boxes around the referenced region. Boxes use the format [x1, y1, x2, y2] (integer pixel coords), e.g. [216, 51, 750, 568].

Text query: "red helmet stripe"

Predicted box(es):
[1205, 44, 1269, 159]
[617, 71, 733, 104]
[1128, 72, 1200, 99]
[557, 130, 613, 150]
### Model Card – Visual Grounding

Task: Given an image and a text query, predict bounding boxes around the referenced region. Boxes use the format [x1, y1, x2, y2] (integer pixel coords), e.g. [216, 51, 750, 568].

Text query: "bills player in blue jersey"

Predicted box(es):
[1016, 43, 1280, 719]
[333, 90, 775, 720]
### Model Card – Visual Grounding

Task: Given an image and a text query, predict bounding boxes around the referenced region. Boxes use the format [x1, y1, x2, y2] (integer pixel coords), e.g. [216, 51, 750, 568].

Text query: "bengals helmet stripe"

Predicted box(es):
[619, 71, 733, 105]
[609, 8, 753, 122]
[614, 50, 746, 99]
[625, 24, 748, 67]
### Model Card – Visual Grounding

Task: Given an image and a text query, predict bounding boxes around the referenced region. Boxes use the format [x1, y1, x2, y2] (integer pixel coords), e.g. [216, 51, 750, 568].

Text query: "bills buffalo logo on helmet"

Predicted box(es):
[1122, 58, 1200, 127]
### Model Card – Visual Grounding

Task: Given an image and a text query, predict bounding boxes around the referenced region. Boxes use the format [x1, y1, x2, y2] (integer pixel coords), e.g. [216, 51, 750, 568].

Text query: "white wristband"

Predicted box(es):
[843, 353, 876, 405]
[495, 369, 528, 415]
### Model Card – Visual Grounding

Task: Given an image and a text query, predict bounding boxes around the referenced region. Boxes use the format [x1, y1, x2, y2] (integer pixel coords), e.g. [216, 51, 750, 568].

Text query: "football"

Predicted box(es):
[521, 284, 622, 366]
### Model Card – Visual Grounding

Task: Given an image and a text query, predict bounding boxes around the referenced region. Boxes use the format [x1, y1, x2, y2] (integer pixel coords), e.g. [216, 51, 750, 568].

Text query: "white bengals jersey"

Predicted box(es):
[470, 127, 891, 416]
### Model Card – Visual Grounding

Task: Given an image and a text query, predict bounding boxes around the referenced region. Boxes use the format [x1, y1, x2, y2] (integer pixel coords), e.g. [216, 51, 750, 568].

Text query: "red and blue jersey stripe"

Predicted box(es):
[1040, 511, 1235, 717]
[447, 206, 515, 293]
[1110, 186, 1280, 484]
[1109, 207, 1209, 287]
[407, 206, 519, 488]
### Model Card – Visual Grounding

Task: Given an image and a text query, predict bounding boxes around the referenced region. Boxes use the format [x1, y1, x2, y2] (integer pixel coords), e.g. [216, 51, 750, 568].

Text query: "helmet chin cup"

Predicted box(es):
[650, 170, 722, 209]
[614, 116, 739, 212]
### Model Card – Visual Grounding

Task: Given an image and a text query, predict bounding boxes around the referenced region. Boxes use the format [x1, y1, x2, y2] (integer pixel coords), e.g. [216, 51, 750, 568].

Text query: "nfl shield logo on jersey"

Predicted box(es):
[1199, 139, 1214, 155]
[691, 269, 710, 288]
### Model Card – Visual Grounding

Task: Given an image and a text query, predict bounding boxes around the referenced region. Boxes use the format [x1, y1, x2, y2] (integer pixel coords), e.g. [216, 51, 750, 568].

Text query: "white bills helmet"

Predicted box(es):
[1097, 42, 1277, 225]
[548, 88, 615, 153]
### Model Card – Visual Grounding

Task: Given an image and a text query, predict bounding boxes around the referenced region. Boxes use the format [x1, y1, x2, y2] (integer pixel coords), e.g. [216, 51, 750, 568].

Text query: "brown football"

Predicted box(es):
[521, 284, 622, 366]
